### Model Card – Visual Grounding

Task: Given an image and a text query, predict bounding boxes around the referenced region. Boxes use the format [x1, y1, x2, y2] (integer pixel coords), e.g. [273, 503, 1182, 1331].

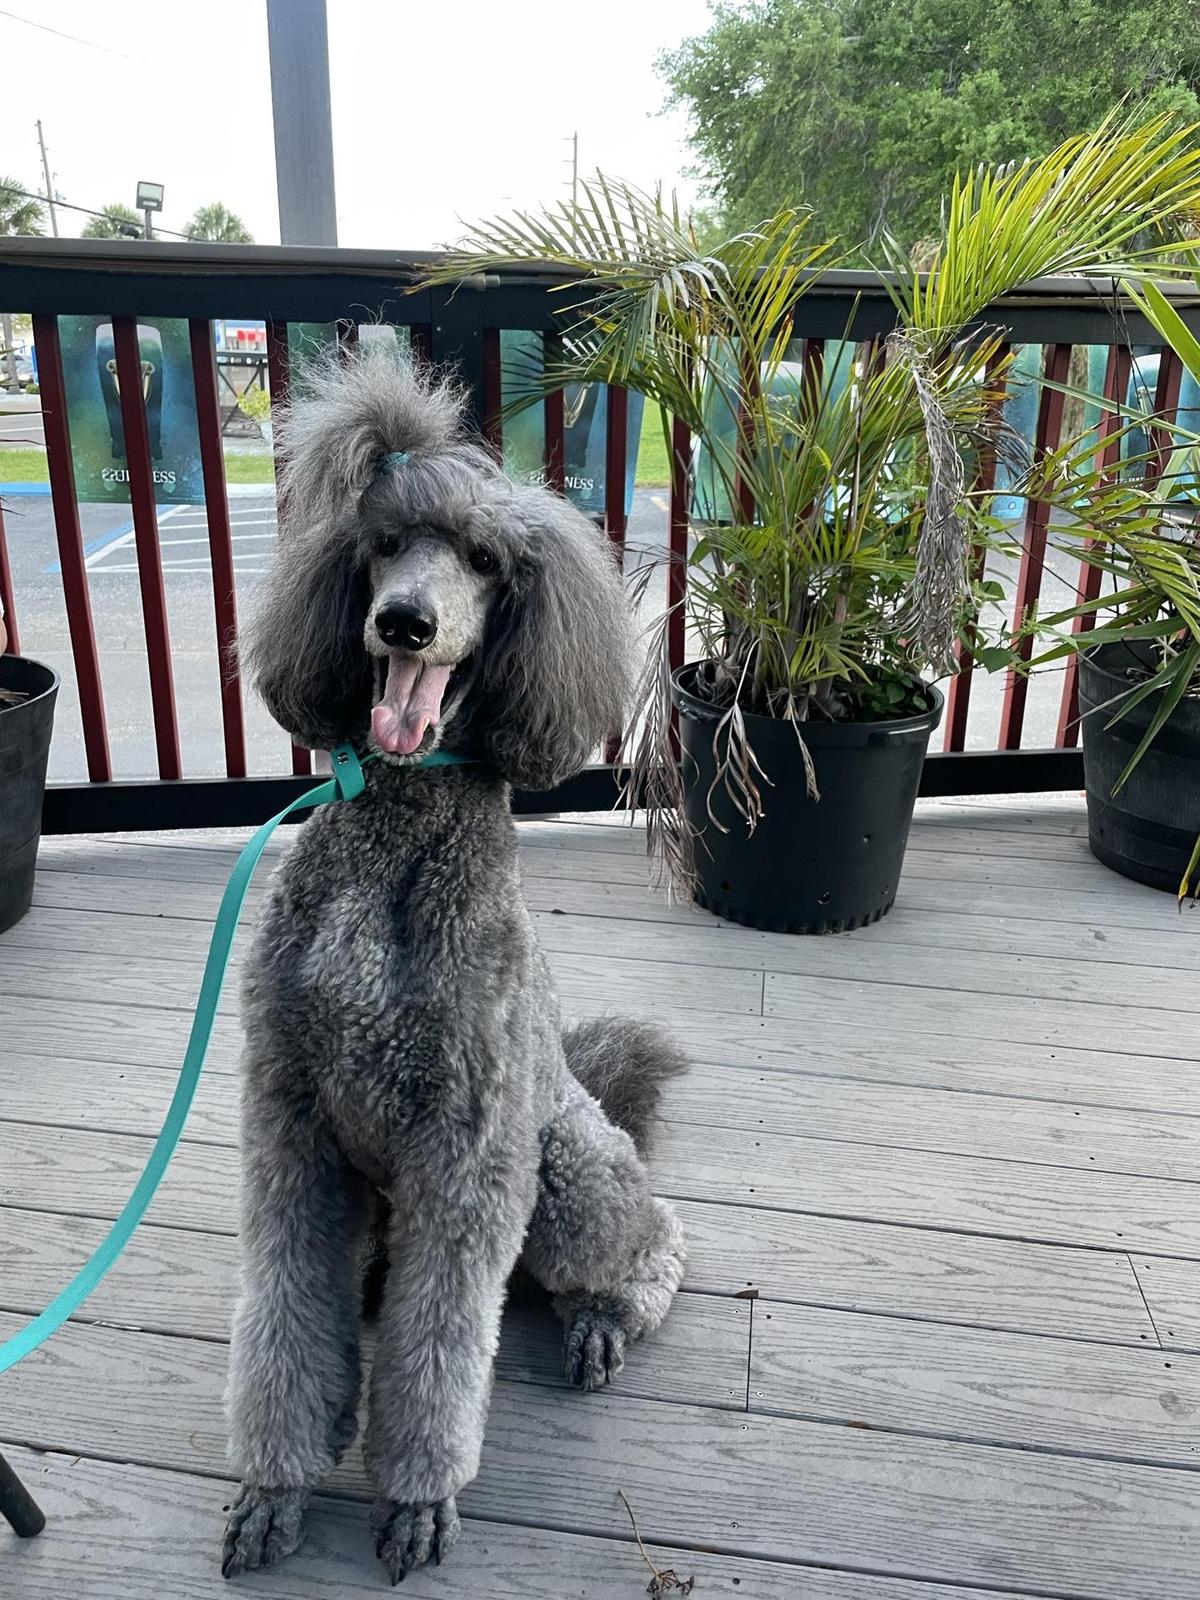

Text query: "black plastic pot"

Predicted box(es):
[0, 655, 59, 933]
[672, 664, 943, 934]
[1079, 640, 1200, 893]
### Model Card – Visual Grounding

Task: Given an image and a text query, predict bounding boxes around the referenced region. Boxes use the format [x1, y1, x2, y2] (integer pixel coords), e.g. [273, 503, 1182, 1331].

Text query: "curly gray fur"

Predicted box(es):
[223, 351, 686, 1586]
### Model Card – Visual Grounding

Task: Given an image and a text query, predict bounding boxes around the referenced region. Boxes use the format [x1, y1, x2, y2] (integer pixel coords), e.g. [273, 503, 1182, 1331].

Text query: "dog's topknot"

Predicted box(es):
[274, 346, 473, 541]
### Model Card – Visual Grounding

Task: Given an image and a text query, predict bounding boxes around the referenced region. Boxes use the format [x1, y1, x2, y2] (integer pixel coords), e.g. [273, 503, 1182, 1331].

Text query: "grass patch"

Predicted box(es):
[635, 417, 671, 487]
[223, 453, 277, 485]
[0, 447, 48, 483]
[3, 437, 669, 492]
[0, 448, 277, 488]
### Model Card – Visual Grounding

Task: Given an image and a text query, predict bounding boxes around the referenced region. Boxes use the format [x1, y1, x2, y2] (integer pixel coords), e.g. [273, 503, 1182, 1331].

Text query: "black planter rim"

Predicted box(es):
[671, 660, 944, 747]
[0, 654, 60, 709]
[1079, 638, 1200, 744]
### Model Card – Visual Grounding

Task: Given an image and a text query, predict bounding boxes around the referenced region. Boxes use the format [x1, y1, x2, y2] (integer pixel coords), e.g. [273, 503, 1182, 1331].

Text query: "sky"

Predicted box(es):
[2, 0, 713, 247]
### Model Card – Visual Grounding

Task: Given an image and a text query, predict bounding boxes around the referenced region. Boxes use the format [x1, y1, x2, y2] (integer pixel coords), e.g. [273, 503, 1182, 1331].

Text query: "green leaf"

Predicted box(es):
[974, 646, 1013, 672]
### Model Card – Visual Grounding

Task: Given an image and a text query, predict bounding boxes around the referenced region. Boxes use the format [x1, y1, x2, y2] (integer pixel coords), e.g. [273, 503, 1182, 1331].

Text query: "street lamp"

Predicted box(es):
[135, 180, 164, 241]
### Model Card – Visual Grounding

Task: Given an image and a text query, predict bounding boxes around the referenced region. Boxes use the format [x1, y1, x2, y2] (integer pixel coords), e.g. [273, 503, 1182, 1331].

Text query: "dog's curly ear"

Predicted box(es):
[242, 521, 369, 749]
[478, 489, 633, 790]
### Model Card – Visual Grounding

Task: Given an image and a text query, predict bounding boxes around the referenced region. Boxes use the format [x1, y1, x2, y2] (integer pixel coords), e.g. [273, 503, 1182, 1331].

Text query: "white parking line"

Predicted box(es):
[148, 533, 277, 546]
[91, 562, 267, 574]
[167, 516, 278, 529]
[85, 503, 190, 569]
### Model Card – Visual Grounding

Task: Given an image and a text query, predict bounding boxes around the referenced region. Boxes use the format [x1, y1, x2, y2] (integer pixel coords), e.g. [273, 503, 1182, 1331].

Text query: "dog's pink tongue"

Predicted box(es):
[371, 656, 454, 756]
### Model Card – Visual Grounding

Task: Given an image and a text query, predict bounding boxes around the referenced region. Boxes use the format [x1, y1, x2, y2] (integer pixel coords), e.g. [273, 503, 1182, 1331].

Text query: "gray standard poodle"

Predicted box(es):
[221, 350, 687, 1585]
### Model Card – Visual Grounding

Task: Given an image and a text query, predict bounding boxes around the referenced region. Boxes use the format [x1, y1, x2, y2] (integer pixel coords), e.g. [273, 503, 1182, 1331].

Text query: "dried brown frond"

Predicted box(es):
[889, 330, 969, 674]
[619, 603, 698, 899]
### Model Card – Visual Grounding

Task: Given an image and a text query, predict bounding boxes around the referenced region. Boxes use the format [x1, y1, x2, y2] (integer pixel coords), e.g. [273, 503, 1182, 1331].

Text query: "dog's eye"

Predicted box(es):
[468, 545, 498, 576]
[375, 532, 399, 558]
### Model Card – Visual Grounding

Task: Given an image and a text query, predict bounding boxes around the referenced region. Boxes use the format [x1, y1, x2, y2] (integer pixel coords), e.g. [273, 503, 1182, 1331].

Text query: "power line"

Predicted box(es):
[0, 182, 191, 240]
[0, 7, 142, 61]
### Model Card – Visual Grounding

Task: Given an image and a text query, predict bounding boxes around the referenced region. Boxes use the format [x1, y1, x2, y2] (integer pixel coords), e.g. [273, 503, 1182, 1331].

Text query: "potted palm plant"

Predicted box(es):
[1017, 275, 1200, 898]
[429, 111, 1200, 932]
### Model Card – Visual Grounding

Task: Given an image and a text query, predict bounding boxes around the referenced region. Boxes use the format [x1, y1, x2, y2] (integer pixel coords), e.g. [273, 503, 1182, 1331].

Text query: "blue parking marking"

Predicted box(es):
[44, 518, 136, 574]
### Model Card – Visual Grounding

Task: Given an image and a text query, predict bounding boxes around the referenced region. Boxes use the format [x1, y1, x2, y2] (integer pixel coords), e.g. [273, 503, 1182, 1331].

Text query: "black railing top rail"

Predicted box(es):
[4, 236, 1200, 345]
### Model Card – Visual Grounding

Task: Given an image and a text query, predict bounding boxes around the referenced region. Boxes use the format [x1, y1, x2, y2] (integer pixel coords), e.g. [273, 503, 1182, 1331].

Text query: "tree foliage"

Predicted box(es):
[82, 202, 142, 239]
[184, 202, 253, 243]
[661, 0, 1200, 249]
[0, 177, 45, 237]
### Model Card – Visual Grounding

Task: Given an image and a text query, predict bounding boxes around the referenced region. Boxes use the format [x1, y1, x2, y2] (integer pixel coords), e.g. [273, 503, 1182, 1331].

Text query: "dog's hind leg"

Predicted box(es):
[222, 1070, 368, 1578]
[521, 1069, 686, 1392]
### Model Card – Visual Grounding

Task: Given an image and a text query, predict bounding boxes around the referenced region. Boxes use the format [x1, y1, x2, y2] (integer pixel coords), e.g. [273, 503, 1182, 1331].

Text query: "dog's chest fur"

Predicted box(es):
[244, 765, 554, 1188]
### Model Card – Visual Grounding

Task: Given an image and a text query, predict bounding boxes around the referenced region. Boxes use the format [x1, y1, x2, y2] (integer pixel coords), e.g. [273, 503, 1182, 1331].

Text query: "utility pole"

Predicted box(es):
[35, 120, 59, 237]
[266, 0, 337, 245]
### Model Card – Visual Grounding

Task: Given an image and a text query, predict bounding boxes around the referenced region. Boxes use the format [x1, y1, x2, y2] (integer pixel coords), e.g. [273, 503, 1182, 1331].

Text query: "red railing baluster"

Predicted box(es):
[481, 326, 502, 460]
[543, 331, 566, 495]
[998, 341, 1073, 750]
[944, 342, 1010, 752]
[1149, 346, 1184, 491]
[112, 315, 182, 780]
[1055, 343, 1133, 748]
[604, 385, 629, 552]
[801, 338, 825, 412]
[733, 344, 759, 525]
[189, 318, 248, 778]
[32, 313, 112, 781]
[603, 385, 629, 763]
[408, 324, 432, 366]
[0, 499, 19, 655]
[265, 316, 311, 775]
[265, 316, 291, 494]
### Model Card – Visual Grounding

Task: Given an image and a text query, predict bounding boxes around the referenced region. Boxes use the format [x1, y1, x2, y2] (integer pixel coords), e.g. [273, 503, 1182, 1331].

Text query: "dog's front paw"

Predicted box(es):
[221, 1484, 307, 1578]
[565, 1308, 627, 1391]
[372, 1494, 460, 1583]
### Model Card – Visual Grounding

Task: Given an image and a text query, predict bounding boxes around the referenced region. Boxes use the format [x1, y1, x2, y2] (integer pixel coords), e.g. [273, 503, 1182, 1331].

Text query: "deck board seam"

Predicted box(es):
[1127, 1256, 1165, 1349]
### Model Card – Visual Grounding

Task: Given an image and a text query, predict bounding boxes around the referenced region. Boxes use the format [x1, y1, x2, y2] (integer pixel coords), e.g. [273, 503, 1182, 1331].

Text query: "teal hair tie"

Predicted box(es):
[385, 450, 410, 469]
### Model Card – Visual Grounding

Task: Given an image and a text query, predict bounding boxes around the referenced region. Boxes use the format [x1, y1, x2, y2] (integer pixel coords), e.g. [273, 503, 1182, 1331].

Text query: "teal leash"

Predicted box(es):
[0, 742, 471, 1376]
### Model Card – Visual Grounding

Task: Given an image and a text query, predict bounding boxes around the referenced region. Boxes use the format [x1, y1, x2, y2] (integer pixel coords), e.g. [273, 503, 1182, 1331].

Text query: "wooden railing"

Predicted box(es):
[2, 238, 1199, 831]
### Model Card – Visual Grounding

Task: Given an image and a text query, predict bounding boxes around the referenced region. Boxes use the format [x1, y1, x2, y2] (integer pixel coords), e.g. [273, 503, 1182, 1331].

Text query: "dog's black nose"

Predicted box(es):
[375, 602, 438, 652]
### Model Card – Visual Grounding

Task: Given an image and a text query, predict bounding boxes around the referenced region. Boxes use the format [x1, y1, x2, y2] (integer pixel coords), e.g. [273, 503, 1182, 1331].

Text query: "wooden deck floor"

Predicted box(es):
[2, 795, 1199, 1599]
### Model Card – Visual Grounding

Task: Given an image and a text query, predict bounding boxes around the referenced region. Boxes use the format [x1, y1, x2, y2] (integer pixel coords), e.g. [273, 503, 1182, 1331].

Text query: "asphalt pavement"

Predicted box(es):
[1, 464, 1080, 787]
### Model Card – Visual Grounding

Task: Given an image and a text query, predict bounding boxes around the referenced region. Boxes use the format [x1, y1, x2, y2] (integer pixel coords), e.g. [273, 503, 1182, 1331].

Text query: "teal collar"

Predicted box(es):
[331, 743, 476, 797]
[419, 748, 477, 767]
